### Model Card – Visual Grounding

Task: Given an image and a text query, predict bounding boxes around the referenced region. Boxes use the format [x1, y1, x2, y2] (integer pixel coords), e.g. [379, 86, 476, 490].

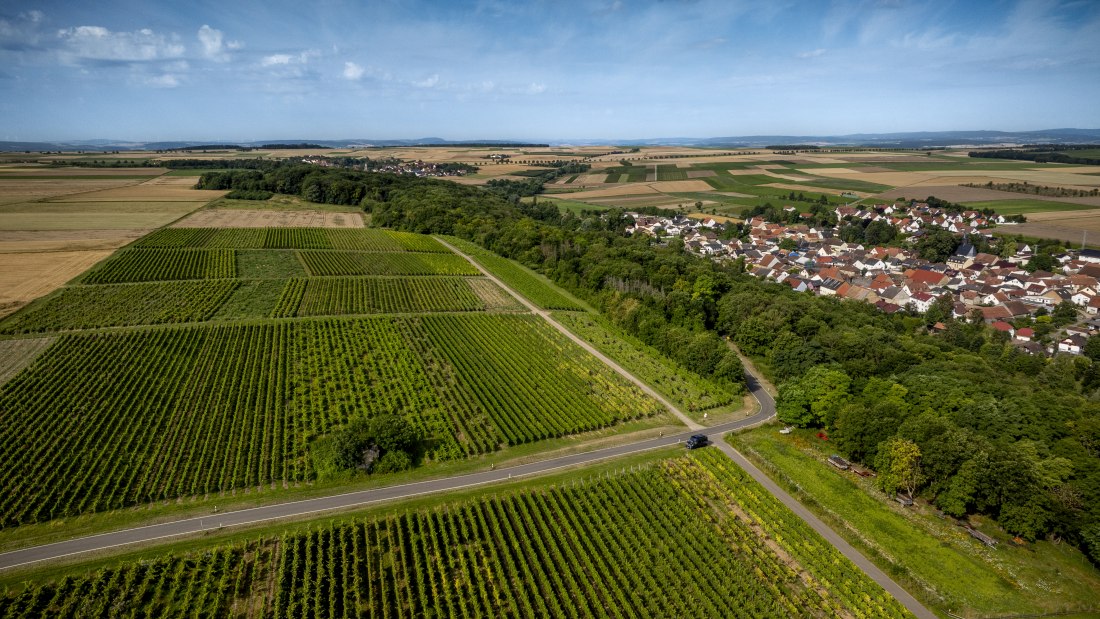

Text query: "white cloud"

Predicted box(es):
[797, 48, 827, 58]
[343, 61, 365, 80]
[526, 82, 546, 94]
[262, 54, 292, 66]
[197, 25, 240, 62]
[262, 50, 319, 67]
[146, 73, 179, 88]
[57, 26, 184, 62]
[413, 74, 439, 88]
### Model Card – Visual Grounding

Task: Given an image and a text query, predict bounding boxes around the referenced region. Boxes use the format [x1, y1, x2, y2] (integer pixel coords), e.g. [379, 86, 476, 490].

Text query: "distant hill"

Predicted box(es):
[2, 129, 1099, 152]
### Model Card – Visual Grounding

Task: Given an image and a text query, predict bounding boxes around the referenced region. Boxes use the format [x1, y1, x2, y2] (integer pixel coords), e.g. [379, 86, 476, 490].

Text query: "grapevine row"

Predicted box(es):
[297, 251, 479, 277]
[0, 453, 914, 618]
[443, 236, 585, 310]
[81, 248, 236, 284]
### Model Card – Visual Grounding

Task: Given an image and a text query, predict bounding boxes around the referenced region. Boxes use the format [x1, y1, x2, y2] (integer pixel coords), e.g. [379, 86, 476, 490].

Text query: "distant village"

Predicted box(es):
[627, 202, 1100, 357]
[300, 157, 475, 178]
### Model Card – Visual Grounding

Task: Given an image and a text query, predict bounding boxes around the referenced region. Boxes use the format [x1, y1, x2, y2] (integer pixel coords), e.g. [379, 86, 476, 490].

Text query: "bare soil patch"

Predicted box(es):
[0, 338, 55, 385]
[173, 209, 366, 228]
[566, 184, 660, 199]
[0, 250, 112, 307]
[997, 210, 1100, 244]
[469, 278, 524, 311]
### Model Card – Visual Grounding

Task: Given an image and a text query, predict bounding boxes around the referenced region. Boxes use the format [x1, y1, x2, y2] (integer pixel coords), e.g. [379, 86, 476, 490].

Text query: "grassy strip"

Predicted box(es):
[728, 425, 1100, 618]
[959, 199, 1099, 215]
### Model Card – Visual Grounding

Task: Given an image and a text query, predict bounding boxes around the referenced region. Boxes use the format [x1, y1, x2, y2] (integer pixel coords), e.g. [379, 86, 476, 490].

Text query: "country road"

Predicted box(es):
[0, 242, 937, 619]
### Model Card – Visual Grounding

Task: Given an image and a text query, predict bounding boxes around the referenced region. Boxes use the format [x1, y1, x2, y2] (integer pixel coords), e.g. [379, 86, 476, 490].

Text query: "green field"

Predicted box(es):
[729, 426, 1100, 617]
[134, 227, 443, 251]
[273, 277, 490, 316]
[541, 197, 610, 215]
[0, 314, 662, 525]
[81, 248, 235, 284]
[656, 164, 687, 181]
[0, 449, 914, 619]
[959, 198, 1099, 215]
[443, 236, 587, 310]
[553, 311, 743, 422]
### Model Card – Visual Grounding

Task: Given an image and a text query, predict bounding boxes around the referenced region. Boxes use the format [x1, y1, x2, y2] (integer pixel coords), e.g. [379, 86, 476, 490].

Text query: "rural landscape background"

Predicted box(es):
[1, 1, 1100, 618]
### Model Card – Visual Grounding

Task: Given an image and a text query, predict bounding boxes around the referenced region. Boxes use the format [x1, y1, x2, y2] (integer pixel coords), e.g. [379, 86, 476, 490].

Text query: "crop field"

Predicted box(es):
[0, 315, 661, 523]
[174, 208, 366, 228]
[442, 236, 586, 310]
[0, 450, 914, 618]
[298, 251, 478, 277]
[959, 199, 1099, 215]
[656, 164, 687, 181]
[553, 312, 741, 420]
[134, 228, 446, 252]
[272, 277, 489, 317]
[0, 281, 239, 333]
[80, 248, 236, 284]
[0, 250, 113, 315]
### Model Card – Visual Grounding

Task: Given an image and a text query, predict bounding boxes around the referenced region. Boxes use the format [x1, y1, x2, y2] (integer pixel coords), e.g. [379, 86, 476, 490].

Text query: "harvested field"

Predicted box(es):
[0, 229, 146, 253]
[566, 184, 660, 199]
[875, 184, 1100, 206]
[689, 213, 741, 223]
[805, 168, 935, 187]
[0, 179, 139, 204]
[686, 170, 717, 178]
[0, 250, 112, 308]
[0, 337, 54, 385]
[0, 204, 205, 230]
[579, 173, 609, 184]
[50, 181, 227, 202]
[763, 182, 870, 197]
[174, 209, 367, 228]
[762, 172, 816, 182]
[0, 167, 164, 177]
[727, 169, 775, 176]
[717, 191, 755, 198]
[997, 210, 1100, 244]
[649, 180, 714, 192]
[918, 170, 1100, 188]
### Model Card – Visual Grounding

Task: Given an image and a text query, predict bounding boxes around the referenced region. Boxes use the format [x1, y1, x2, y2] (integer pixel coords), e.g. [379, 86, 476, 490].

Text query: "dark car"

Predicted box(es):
[685, 434, 709, 449]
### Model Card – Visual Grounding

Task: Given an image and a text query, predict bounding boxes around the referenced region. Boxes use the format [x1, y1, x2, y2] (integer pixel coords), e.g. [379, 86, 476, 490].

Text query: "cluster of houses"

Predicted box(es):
[627, 203, 1100, 356]
[300, 157, 473, 178]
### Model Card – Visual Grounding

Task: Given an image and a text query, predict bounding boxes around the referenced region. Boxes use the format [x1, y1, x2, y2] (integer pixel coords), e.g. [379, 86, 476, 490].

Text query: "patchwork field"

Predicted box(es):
[997, 209, 1100, 244]
[0, 251, 113, 317]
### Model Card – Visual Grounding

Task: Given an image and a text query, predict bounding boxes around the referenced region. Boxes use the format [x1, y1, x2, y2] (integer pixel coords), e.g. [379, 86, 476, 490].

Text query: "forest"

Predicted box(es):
[187, 164, 1100, 561]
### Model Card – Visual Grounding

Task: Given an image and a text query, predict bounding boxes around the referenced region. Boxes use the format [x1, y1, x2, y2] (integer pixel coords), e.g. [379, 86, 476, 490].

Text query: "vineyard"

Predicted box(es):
[554, 311, 741, 414]
[0, 281, 239, 333]
[442, 236, 586, 310]
[81, 248, 235, 284]
[273, 277, 488, 317]
[297, 252, 479, 277]
[0, 315, 661, 524]
[135, 228, 449, 252]
[0, 450, 913, 618]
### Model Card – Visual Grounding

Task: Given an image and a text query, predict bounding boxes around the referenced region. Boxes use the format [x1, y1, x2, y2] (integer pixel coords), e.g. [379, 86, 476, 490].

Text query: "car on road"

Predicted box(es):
[685, 434, 709, 449]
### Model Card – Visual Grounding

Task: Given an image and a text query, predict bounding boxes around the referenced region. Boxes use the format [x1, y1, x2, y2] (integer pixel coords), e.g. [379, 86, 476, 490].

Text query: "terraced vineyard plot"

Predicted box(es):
[298, 251, 478, 276]
[0, 451, 913, 618]
[554, 311, 741, 414]
[263, 228, 332, 249]
[442, 236, 585, 310]
[657, 164, 688, 180]
[81, 248, 235, 284]
[416, 314, 662, 445]
[275, 277, 486, 317]
[0, 281, 238, 333]
[236, 250, 307, 278]
[134, 228, 265, 248]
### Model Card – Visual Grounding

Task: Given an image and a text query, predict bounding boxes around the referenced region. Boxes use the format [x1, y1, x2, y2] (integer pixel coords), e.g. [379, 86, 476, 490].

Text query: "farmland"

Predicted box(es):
[274, 277, 491, 317]
[80, 248, 236, 284]
[0, 450, 914, 619]
[298, 251, 477, 277]
[0, 314, 662, 524]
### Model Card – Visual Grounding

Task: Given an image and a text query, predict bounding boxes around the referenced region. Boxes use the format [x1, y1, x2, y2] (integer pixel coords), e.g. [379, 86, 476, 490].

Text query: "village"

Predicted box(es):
[300, 156, 475, 178]
[627, 202, 1100, 356]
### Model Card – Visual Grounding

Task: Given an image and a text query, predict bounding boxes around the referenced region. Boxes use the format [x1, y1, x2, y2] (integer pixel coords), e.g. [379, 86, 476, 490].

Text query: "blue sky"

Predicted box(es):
[1, 0, 1097, 142]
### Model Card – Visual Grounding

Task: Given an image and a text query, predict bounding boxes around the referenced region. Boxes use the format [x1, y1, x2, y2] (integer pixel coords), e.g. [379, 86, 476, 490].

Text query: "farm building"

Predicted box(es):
[828, 455, 850, 470]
